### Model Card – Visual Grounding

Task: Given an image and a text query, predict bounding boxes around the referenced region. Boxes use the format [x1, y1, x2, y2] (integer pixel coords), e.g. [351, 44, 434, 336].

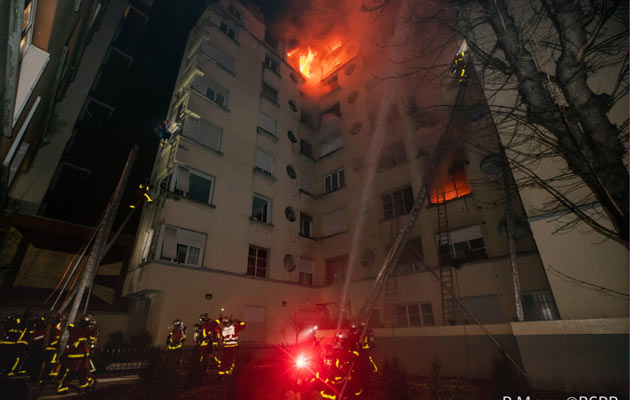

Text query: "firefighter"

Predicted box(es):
[166, 319, 187, 351]
[26, 313, 47, 379]
[41, 313, 64, 381]
[451, 51, 468, 83]
[349, 323, 377, 398]
[0, 312, 29, 377]
[197, 313, 221, 371]
[318, 343, 341, 400]
[57, 314, 97, 393]
[129, 183, 152, 209]
[218, 316, 245, 376]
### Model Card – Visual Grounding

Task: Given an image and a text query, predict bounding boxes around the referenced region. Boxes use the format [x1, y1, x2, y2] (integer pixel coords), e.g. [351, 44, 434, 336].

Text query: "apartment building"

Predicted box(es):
[122, 0, 559, 346]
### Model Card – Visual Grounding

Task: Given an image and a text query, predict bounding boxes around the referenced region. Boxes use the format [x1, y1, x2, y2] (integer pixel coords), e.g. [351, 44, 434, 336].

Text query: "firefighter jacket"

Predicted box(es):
[29, 317, 47, 347]
[221, 320, 246, 347]
[63, 324, 94, 360]
[0, 317, 28, 345]
[200, 319, 220, 347]
[167, 327, 186, 350]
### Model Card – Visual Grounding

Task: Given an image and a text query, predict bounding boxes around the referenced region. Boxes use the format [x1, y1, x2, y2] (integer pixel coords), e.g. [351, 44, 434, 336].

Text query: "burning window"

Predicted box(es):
[429, 162, 471, 204]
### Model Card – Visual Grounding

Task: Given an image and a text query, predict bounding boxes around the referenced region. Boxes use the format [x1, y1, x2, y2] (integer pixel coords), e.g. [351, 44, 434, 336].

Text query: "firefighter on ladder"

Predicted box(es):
[451, 51, 468, 83]
[57, 314, 97, 393]
[218, 316, 245, 377]
[0, 312, 29, 377]
[198, 313, 221, 371]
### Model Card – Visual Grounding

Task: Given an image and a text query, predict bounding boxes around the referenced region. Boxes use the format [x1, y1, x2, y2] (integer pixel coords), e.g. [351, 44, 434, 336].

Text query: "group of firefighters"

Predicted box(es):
[166, 313, 247, 377]
[293, 322, 378, 400]
[0, 311, 99, 393]
[166, 313, 377, 399]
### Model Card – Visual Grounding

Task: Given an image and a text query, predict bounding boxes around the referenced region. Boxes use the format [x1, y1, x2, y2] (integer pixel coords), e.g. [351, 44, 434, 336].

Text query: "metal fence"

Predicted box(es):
[92, 343, 298, 377]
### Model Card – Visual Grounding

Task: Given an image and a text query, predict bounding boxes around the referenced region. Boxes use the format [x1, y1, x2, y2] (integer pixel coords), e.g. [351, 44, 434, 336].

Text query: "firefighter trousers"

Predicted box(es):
[218, 345, 237, 375]
[57, 356, 92, 393]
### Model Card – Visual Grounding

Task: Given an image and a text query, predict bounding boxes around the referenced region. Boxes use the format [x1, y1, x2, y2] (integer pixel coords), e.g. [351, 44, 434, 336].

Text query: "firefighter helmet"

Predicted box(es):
[173, 319, 184, 329]
[199, 313, 209, 323]
[81, 313, 96, 328]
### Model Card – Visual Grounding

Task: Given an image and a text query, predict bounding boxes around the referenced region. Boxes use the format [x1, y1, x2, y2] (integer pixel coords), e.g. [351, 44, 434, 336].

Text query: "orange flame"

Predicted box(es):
[299, 47, 316, 78]
[287, 38, 353, 86]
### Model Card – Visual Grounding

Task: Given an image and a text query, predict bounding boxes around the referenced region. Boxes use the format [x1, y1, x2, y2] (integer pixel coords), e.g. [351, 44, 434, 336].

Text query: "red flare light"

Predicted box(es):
[295, 353, 309, 369]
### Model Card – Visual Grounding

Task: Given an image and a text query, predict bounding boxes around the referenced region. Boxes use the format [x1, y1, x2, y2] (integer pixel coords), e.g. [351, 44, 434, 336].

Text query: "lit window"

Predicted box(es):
[251, 195, 271, 223]
[219, 21, 238, 40]
[247, 245, 268, 278]
[382, 186, 414, 219]
[429, 162, 471, 204]
[324, 168, 345, 193]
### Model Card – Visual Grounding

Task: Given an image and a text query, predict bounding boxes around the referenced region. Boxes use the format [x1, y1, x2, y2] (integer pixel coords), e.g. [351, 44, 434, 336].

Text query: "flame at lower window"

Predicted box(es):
[429, 164, 471, 204]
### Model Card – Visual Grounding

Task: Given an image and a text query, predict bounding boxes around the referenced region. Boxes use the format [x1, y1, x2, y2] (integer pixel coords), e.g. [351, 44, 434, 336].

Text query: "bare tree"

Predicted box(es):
[366, 0, 629, 246]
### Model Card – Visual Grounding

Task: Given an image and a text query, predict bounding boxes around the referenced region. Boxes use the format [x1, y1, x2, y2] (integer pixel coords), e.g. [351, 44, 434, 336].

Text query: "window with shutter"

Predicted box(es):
[257, 112, 276, 135]
[255, 149, 274, 176]
[197, 119, 222, 151]
[321, 208, 348, 237]
[200, 41, 234, 72]
[159, 225, 205, 266]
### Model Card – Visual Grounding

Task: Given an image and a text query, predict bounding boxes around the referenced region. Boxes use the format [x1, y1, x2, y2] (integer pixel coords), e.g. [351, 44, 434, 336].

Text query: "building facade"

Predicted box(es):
[124, 0, 557, 345]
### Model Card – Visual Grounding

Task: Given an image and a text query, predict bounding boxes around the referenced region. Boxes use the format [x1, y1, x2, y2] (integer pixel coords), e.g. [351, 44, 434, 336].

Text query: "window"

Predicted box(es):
[162, 166, 215, 204]
[228, 3, 243, 21]
[396, 238, 424, 274]
[324, 168, 345, 193]
[300, 213, 313, 237]
[262, 82, 278, 103]
[247, 245, 268, 278]
[325, 255, 347, 285]
[300, 138, 313, 158]
[192, 76, 228, 108]
[382, 186, 414, 219]
[20, 0, 36, 58]
[257, 112, 276, 136]
[429, 162, 471, 204]
[323, 102, 341, 117]
[299, 258, 314, 286]
[251, 195, 271, 223]
[264, 54, 280, 75]
[182, 117, 222, 152]
[320, 135, 343, 156]
[219, 21, 238, 41]
[396, 303, 434, 327]
[200, 41, 234, 72]
[321, 208, 348, 237]
[523, 290, 557, 321]
[437, 225, 487, 264]
[378, 141, 407, 170]
[255, 149, 274, 176]
[159, 226, 206, 267]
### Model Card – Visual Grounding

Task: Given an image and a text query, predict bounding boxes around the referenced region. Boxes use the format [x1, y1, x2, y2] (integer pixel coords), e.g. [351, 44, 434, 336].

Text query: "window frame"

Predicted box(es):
[300, 213, 313, 238]
[251, 194, 271, 224]
[261, 81, 279, 104]
[264, 54, 280, 75]
[158, 225, 206, 267]
[254, 148, 274, 176]
[324, 168, 345, 194]
[219, 20, 238, 41]
[247, 245, 269, 278]
[396, 302, 434, 328]
[20, 0, 37, 59]
[382, 185, 414, 220]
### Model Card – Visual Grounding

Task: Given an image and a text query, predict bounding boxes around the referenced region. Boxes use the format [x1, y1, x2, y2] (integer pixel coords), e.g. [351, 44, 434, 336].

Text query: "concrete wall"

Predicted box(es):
[371, 319, 629, 396]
